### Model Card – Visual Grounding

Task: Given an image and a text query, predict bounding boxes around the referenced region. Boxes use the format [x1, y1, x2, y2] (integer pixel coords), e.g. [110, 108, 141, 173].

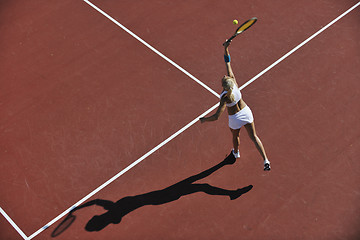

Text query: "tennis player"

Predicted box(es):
[200, 40, 270, 171]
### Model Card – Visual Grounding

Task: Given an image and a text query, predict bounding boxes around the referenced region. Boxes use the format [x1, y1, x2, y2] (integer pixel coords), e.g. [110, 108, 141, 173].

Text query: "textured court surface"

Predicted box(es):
[1, 1, 360, 239]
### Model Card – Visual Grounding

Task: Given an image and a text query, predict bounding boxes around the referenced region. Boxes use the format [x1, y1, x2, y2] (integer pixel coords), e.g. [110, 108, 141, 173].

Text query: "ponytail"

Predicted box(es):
[226, 88, 235, 102]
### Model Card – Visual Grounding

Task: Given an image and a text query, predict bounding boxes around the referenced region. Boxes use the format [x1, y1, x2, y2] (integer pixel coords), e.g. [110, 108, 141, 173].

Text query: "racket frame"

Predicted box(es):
[226, 17, 257, 43]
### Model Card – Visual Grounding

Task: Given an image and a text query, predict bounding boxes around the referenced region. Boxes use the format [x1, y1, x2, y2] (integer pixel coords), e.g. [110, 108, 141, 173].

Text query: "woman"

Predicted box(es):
[200, 40, 270, 171]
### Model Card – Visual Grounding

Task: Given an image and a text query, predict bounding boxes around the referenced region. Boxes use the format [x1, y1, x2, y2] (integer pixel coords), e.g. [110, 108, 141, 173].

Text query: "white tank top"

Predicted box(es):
[220, 87, 242, 107]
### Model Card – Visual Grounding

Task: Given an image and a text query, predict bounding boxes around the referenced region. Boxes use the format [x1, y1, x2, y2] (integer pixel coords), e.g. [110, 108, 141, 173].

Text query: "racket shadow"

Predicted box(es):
[51, 211, 76, 237]
[52, 152, 253, 235]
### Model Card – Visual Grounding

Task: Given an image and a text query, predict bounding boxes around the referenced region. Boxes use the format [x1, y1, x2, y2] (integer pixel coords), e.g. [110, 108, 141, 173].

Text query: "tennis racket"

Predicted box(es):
[225, 17, 257, 44]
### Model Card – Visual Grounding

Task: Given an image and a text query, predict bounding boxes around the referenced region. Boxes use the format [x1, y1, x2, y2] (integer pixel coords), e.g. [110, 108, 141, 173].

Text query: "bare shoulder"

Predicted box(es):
[220, 91, 231, 105]
[220, 92, 227, 101]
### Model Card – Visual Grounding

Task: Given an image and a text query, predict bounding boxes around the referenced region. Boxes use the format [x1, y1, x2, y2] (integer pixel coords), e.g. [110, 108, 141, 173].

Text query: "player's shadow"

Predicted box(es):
[69, 152, 252, 232]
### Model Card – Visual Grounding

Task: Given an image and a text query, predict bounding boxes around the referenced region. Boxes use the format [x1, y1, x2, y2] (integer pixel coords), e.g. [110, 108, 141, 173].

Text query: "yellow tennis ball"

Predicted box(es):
[233, 19, 238, 25]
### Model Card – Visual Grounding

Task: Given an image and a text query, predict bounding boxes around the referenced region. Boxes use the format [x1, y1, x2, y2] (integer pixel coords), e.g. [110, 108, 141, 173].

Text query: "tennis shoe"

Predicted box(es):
[232, 149, 240, 158]
[264, 159, 271, 171]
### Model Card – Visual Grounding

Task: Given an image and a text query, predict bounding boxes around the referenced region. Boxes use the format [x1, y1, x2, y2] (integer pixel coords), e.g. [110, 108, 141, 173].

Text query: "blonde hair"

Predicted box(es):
[222, 76, 235, 102]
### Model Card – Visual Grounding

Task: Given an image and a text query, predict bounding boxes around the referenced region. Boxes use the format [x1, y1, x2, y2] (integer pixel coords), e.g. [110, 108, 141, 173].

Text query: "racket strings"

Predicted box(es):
[236, 18, 257, 34]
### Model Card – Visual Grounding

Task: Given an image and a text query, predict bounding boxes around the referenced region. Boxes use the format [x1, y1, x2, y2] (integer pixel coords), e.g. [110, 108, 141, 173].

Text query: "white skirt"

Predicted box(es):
[228, 105, 254, 130]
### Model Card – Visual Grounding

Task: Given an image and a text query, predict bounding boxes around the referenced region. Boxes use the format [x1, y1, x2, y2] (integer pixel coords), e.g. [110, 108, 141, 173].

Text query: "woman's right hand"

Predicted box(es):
[223, 40, 231, 48]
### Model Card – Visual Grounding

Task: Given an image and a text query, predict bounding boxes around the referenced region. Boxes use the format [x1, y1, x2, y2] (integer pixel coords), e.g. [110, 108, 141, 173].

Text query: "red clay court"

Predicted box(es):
[1, 1, 360, 239]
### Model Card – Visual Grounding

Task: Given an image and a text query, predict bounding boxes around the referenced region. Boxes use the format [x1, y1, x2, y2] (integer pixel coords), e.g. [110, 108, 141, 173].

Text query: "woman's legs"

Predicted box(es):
[230, 123, 270, 170]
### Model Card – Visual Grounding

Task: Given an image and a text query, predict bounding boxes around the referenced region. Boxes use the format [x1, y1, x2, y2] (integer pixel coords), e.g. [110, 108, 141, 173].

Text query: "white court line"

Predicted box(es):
[239, 1, 360, 90]
[20, 1, 360, 239]
[27, 103, 219, 239]
[83, 0, 220, 98]
[0, 207, 29, 240]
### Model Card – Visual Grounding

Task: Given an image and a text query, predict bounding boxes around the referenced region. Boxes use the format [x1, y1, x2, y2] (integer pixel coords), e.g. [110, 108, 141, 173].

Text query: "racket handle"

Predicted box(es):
[227, 35, 235, 42]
